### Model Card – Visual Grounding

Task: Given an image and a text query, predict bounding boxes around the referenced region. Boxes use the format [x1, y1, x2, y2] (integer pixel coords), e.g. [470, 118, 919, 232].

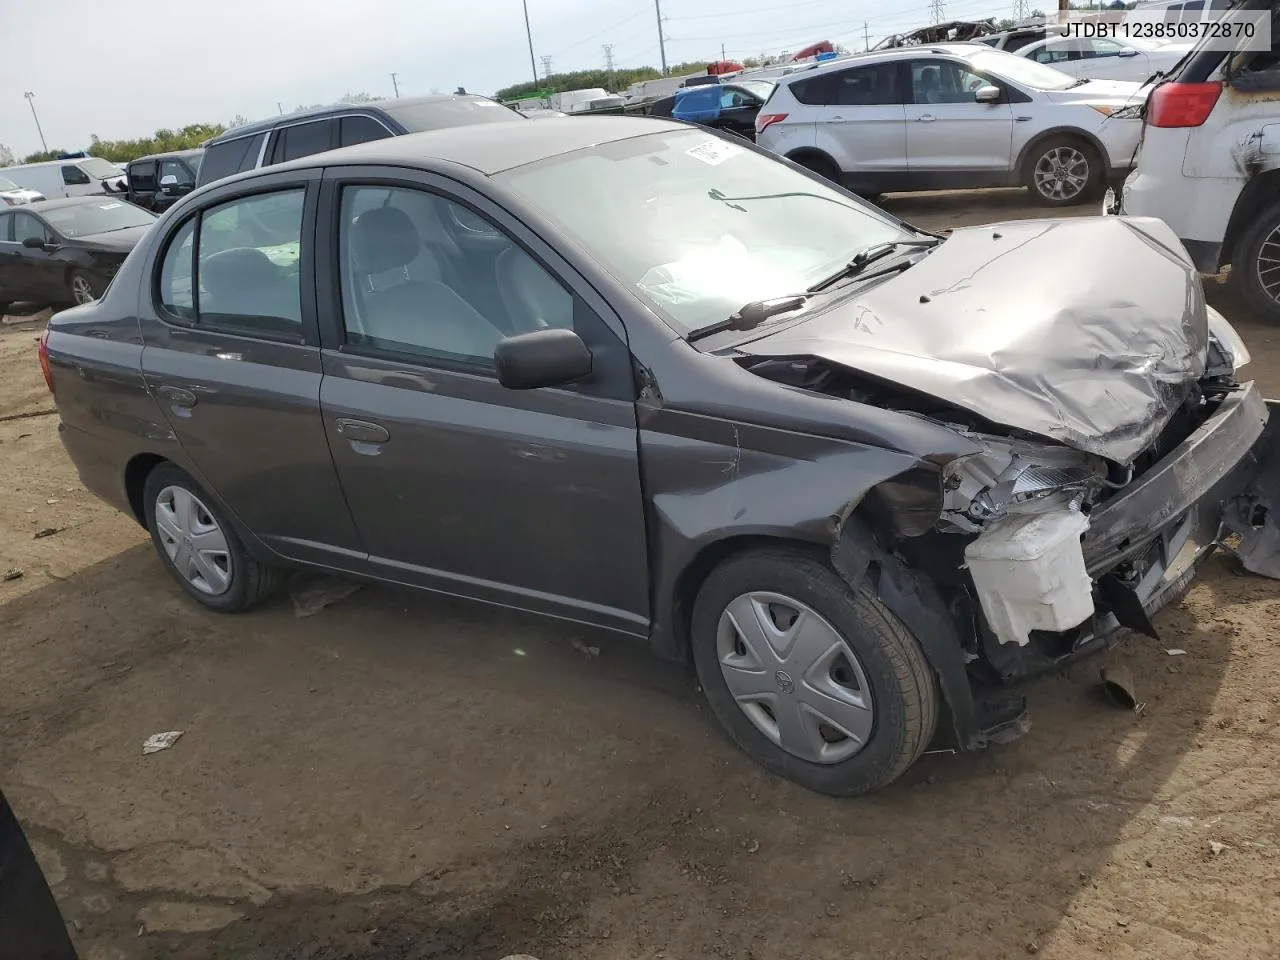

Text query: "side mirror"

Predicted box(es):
[975, 84, 1002, 103]
[159, 174, 179, 190]
[494, 328, 592, 390]
[1117, 48, 1139, 58]
[22, 236, 46, 249]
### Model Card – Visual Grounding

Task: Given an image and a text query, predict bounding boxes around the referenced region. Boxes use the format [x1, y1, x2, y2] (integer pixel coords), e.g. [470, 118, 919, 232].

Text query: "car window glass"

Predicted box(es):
[274, 120, 335, 164]
[13, 213, 48, 244]
[158, 217, 197, 320]
[339, 115, 390, 147]
[1089, 39, 1125, 57]
[337, 184, 572, 365]
[179, 189, 305, 336]
[198, 134, 265, 185]
[1032, 41, 1069, 63]
[832, 63, 903, 105]
[910, 60, 988, 103]
[130, 161, 158, 191]
[61, 165, 92, 186]
[0, 214, 12, 242]
[160, 159, 194, 185]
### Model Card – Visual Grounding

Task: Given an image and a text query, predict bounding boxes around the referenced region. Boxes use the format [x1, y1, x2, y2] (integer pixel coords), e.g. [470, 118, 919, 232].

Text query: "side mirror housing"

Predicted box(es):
[1117, 48, 1139, 58]
[21, 236, 46, 249]
[494, 328, 592, 390]
[975, 84, 1002, 103]
[159, 174, 179, 191]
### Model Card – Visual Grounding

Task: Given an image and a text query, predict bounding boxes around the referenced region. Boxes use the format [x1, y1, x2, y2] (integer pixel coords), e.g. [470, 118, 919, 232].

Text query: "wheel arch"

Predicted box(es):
[1221, 169, 1280, 270]
[1014, 126, 1110, 181]
[783, 147, 840, 176]
[124, 452, 168, 527]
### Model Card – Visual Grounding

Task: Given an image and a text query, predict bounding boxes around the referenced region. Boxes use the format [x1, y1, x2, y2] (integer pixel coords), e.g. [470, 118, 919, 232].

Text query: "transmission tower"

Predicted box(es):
[1013, 0, 1031, 20]
[929, 0, 946, 23]
[603, 43, 615, 73]
[540, 55, 553, 79]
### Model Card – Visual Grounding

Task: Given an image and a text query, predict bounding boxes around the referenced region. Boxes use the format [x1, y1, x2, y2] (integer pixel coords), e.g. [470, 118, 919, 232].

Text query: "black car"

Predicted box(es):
[0, 197, 156, 311]
[196, 94, 524, 188]
[126, 148, 203, 212]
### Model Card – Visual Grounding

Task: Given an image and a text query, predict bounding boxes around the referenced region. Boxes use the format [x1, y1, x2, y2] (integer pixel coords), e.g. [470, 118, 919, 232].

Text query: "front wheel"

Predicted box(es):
[1025, 136, 1104, 207]
[1230, 198, 1280, 324]
[691, 547, 939, 796]
[143, 463, 284, 612]
[67, 269, 101, 306]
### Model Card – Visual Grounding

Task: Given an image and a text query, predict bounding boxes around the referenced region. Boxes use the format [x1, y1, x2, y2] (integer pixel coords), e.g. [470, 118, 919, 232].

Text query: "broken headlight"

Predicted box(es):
[1207, 306, 1251, 374]
[941, 438, 1108, 532]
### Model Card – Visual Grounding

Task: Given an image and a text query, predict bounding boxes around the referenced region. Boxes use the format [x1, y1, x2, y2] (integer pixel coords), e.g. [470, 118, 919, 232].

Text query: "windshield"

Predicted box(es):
[0, 176, 19, 191]
[737, 80, 776, 100]
[381, 97, 525, 132]
[78, 157, 124, 180]
[497, 129, 912, 333]
[965, 49, 1077, 90]
[42, 199, 156, 238]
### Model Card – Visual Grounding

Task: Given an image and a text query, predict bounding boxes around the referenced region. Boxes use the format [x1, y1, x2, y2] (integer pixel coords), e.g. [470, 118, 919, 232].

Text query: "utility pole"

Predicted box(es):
[929, 0, 946, 24]
[390, 72, 400, 97]
[521, 0, 540, 88]
[863, 21, 870, 50]
[654, 0, 668, 75]
[23, 92, 48, 154]
[541, 55, 553, 80]
[277, 102, 284, 115]
[721, 42, 726, 61]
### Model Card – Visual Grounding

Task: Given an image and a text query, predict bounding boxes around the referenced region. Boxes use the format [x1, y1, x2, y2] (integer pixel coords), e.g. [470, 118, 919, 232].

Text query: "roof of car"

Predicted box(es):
[205, 95, 493, 144]
[259, 115, 682, 178]
[20, 196, 127, 213]
[775, 43, 991, 81]
[131, 148, 204, 164]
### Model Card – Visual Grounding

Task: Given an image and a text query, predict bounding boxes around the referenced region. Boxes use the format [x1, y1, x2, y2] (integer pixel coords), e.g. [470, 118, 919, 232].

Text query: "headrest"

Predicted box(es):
[350, 206, 420, 275]
[200, 247, 277, 297]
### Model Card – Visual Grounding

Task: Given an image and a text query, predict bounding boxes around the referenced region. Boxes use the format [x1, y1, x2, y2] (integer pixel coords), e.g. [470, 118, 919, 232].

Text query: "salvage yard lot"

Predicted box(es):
[3, 191, 1280, 960]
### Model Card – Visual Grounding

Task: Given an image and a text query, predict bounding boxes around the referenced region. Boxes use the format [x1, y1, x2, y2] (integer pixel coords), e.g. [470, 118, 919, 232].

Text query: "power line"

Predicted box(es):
[549, 7, 651, 57]
[666, 0, 835, 20]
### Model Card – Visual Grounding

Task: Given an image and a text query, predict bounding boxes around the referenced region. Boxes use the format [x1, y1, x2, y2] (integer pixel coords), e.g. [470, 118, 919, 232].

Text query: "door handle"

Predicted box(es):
[1015, 115, 1032, 122]
[155, 385, 197, 408]
[916, 114, 935, 123]
[335, 418, 390, 444]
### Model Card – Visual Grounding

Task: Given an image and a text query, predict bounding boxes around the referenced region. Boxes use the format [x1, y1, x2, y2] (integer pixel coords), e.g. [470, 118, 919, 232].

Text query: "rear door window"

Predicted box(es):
[339, 115, 391, 147]
[272, 120, 337, 164]
[197, 133, 267, 186]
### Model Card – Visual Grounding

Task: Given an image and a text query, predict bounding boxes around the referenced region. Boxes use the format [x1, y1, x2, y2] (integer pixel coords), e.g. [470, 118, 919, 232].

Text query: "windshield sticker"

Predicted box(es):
[686, 140, 741, 166]
[97, 202, 123, 210]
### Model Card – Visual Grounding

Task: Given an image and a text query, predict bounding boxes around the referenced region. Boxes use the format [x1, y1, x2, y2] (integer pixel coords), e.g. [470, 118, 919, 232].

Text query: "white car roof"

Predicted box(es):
[776, 43, 998, 83]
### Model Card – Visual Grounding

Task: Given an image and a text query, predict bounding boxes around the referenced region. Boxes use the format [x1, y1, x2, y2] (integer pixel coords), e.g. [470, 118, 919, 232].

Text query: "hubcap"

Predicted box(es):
[1033, 146, 1089, 201]
[70, 275, 95, 304]
[154, 486, 232, 595]
[716, 591, 874, 764]
[1255, 225, 1280, 304]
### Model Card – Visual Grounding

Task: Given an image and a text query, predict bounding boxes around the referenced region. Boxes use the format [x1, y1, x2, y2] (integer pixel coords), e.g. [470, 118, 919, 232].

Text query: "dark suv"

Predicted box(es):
[195, 95, 524, 188]
[126, 148, 203, 213]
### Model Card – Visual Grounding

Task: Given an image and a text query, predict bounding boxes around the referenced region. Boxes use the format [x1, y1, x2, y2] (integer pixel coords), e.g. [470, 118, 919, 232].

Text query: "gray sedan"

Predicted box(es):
[41, 117, 1280, 795]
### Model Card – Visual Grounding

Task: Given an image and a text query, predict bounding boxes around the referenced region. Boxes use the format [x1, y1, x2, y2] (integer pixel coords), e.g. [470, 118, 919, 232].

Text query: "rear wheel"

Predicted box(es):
[1025, 135, 1104, 207]
[1230, 198, 1280, 324]
[142, 463, 284, 612]
[691, 547, 939, 796]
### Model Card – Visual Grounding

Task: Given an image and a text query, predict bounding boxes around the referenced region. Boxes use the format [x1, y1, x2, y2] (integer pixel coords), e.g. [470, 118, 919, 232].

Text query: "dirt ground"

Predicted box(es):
[3, 191, 1280, 960]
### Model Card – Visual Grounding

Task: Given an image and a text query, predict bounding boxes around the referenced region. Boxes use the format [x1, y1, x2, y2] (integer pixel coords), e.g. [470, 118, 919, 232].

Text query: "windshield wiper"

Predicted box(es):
[1067, 78, 1089, 88]
[687, 295, 810, 343]
[807, 238, 941, 292]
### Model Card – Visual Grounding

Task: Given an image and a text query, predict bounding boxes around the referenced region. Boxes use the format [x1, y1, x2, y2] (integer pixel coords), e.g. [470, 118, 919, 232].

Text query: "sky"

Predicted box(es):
[0, 0, 1007, 159]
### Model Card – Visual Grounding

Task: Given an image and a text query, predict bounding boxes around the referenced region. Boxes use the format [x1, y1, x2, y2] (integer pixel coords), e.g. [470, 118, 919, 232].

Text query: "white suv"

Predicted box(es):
[1106, 0, 1280, 320]
[755, 43, 1148, 206]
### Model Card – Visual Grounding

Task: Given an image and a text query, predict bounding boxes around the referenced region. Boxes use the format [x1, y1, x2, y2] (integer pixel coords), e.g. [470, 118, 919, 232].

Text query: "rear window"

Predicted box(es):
[380, 97, 524, 132]
[197, 133, 267, 186]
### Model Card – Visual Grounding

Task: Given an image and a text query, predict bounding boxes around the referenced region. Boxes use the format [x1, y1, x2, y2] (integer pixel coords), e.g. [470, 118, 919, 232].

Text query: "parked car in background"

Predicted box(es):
[756, 44, 1147, 205]
[665, 81, 777, 140]
[0, 197, 155, 312]
[196, 94, 524, 188]
[1015, 35, 1193, 83]
[41, 117, 1279, 797]
[1107, 0, 1280, 320]
[127, 148, 203, 212]
[0, 157, 128, 199]
[977, 25, 1055, 53]
[0, 175, 44, 206]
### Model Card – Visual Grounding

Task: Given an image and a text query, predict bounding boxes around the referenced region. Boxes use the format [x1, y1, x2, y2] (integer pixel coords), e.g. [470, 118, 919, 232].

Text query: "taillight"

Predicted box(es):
[1146, 81, 1221, 129]
[755, 112, 788, 135]
[38, 327, 54, 394]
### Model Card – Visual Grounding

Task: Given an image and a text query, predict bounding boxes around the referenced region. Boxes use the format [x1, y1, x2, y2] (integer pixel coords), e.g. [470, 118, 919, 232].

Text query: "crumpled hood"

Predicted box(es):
[733, 216, 1207, 464]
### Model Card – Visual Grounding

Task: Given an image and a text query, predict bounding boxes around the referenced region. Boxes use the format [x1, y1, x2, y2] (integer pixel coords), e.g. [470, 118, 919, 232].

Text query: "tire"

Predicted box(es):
[1229, 198, 1280, 324]
[66, 269, 101, 306]
[792, 153, 841, 183]
[0, 301, 10, 320]
[142, 463, 284, 612]
[691, 547, 939, 796]
[1024, 135, 1104, 207]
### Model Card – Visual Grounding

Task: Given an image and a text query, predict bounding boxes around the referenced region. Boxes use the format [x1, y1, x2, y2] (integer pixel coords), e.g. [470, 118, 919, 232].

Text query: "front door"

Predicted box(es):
[314, 172, 651, 634]
[137, 170, 364, 564]
[904, 58, 1014, 176]
[9, 213, 63, 301]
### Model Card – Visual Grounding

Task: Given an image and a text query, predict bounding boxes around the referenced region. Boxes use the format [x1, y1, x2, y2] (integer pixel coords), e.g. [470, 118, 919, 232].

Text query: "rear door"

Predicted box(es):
[136, 168, 364, 564]
[312, 168, 650, 633]
[904, 57, 1014, 176]
[805, 62, 908, 180]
